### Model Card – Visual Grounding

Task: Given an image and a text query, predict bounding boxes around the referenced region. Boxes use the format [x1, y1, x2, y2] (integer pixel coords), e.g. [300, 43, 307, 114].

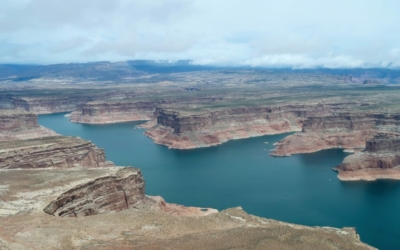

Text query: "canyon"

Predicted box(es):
[2, 65, 400, 249]
[0, 110, 375, 249]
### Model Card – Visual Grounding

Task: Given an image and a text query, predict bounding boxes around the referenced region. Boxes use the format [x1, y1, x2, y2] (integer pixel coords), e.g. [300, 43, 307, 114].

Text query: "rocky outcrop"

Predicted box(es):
[43, 167, 217, 217]
[0, 136, 114, 169]
[69, 97, 226, 124]
[334, 133, 400, 181]
[270, 113, 400, 156]
[0, 110, 57, 141]
[69, 100, 158, 124]
[44, 167, 146, 217]
[0, 91, 136, 114]
[271, 130, 374, 156]
[145, 103, 359, 149]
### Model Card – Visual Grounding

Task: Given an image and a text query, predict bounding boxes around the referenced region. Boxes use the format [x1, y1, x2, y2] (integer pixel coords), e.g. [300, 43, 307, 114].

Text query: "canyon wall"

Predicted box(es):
[271, 113, 400, 156]
[0, 136, 114, 169]
[0, 91, 135, 114]
[0, 110, 57, 141]
[145, 103, 356, 149]
[69, 97, 225, 124]
[69, 100, 159, 123]
[44, 167, 146, 217]
[334, 133, 400, 181]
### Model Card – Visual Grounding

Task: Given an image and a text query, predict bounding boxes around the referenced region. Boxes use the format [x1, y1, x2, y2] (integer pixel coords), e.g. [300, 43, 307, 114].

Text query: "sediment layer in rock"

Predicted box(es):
[0, 110, 57, 141]
[69, 101, 157, 124]
[334, 133, 400, 181]
[0, 136, 114, 169]
[44, 167, 146, 217]
[270, 130, 375, 156]
[69, 97, 226, 124]
[0, 91, 135, 114]
[145, 104, 348, 149]
[271, 113, 400, 156]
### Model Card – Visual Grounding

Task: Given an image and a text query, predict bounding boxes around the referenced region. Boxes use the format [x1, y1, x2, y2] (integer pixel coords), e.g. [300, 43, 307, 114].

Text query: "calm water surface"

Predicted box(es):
[39, 113, 400, 250]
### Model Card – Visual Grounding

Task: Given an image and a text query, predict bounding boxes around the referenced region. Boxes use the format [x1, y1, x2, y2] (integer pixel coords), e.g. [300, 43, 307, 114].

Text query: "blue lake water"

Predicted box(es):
[39, 113, 400, 250]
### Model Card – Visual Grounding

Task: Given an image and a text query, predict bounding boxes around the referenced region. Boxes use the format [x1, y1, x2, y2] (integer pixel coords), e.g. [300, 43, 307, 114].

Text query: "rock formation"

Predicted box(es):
[44, 167, 217, 217]
[69, 100, 158, 124]
[334, 133, 400, 181]
[44, 167, 146, 217]
[0, 91, 134, 114]
[270, 113, 400, 156]
[0, 110, 57, 141]
[145, 103, 359, 149]
[0, 136, 114, 169]
[69, 97, 225, 124]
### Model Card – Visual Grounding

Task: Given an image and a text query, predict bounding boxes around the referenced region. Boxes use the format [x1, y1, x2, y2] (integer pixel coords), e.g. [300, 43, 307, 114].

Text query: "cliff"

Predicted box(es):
[0, 136, 114, 169]
[334, 133, 400, 181]
[0, 110, 57, 141]
[0, 91, 135, 114]
[69, 97, 226, 124]
[271, 113, 400, 156]
[44, 167, 146, 217]
[69, 100, 158, 124]
[145, 103, 357, 149]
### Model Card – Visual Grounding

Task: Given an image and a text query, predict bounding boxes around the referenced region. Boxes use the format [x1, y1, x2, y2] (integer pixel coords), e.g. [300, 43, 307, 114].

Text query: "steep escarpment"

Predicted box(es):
[0, 91, 135, 114]
[0, 110, 57, 141]
[334, 133, 400, 181]
[0, 136, 114, 169]
[69, 100, 159, 124]
[145, 103, 356, 149]
[271, 113, 400, 156]
[44, 167, 146, 217]
[69, 97, 226, 124]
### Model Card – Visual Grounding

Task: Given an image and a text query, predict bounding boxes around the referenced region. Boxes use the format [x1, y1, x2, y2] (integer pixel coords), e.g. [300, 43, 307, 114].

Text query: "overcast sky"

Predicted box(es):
[0, 0, 399, 68]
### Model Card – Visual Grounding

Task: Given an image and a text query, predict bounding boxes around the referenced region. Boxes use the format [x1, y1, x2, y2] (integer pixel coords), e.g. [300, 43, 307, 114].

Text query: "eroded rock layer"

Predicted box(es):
[271, 113, 400, 156]
[0, 136, 113, 169]
[334, 133, 400, 181]
[44, 167, 146, 217]
[145, 103, 355, 149]
[69, 100, 158, 124]
[69, 97, 225, 124]
[0, 110, 57, 141]
[0, 91, 134, 114]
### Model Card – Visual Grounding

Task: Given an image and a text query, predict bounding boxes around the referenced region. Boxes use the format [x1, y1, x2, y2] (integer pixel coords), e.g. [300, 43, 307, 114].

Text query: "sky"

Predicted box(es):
[0, 0, 399, 68]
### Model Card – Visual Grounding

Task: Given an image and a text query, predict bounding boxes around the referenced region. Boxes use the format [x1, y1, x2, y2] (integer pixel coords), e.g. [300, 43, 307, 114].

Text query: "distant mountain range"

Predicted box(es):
[1, 60, 399, 83]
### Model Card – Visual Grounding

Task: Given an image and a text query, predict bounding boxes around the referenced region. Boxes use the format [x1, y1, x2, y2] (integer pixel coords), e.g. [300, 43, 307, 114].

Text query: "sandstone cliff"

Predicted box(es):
[145, 103, 356, 149]
[69, 100, 158, 124]
[334, 133, 400, 181]
[0, 110, 57, 141]
[0, 136, 114, 169]
[44, 167, 146, 217]
[69, 97, 225, 124]
[0, 91, 134, 114]
[270, 113, 400, 156]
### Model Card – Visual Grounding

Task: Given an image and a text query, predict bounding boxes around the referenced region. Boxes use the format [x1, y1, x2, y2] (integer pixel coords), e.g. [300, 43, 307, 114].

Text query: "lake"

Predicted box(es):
[39, 113, 400, 250]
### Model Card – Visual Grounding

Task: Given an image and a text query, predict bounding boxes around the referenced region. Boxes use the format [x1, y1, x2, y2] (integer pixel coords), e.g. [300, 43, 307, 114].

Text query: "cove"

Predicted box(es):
[39, 113, 400, 250]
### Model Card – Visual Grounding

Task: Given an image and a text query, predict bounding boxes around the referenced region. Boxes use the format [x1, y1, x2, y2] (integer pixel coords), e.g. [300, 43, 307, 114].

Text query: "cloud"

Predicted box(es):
[0, 0, 399, 68]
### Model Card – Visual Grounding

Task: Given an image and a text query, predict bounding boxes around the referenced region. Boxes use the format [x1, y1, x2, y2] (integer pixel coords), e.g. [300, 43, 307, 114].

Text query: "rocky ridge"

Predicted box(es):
[69, 97, 225, 124]
[0, 110, 57, 141]
[0, 136, 114, 169]
[270, 112, 400, 156]
[334, 133, 400, 181]
[144, 103, 358, 149]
